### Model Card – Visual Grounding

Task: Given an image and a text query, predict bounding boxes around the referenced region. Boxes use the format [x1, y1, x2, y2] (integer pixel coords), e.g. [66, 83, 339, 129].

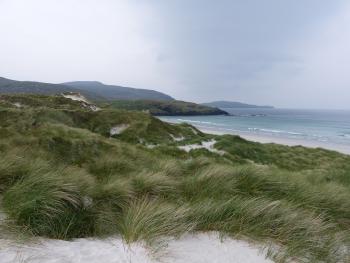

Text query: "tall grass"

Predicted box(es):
[2, 171, 95, 239]
[131, 171, 177, 198]
[1, 95, 350, 262]
[188, 197, 347, 262]
[116, 198, 192, 245]
[0, 152, 50, 193]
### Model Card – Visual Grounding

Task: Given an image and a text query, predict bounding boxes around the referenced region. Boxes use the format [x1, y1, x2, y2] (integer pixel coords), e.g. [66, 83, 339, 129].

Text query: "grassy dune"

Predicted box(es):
[1, 94, 350, 262]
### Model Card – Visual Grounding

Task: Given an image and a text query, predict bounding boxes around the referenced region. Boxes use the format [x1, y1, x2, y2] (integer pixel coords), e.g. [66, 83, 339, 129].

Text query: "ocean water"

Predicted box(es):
[159, 108, 350, 148]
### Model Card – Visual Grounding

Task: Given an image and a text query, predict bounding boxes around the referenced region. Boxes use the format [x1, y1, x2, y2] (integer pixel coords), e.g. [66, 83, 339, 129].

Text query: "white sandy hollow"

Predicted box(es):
[110, 124, 130, 136]
[62, 93, 89, 103]
[170, 134, 185, 142]
[0, 232, 272, 263]
[12, 102, 22, 108]
[178, 139, 226, 155]
[61, 93, 100, 112]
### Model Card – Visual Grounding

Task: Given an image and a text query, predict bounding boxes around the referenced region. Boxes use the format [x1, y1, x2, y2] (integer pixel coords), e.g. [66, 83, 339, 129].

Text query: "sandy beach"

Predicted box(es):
[199, 127, 350, 155]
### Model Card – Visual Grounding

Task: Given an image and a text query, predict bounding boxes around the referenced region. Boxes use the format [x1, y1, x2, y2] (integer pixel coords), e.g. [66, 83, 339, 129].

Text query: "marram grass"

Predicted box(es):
[116, 198, 192, 245]
[1, 94, 350, 262]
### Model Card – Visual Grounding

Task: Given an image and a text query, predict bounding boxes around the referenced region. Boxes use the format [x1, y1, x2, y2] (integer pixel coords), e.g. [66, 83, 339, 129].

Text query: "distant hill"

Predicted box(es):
[107, 100, 228, 116]
[0, 77, 174, 101]
[202, 100, 274, 109]
[0, 77, 224, 116]
[0, 77, 103, 100]
[63, 81, 174, 101]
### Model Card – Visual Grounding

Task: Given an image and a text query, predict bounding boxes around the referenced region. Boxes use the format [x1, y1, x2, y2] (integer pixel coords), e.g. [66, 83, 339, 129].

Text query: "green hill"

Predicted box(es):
[107, 100, 228, 116]
[0, 94, 349, 262]
[0, 77, 174, 101]
[63, 81, 174, 101]
[0, 77, 226, 116]
[0, 77, 101, 100]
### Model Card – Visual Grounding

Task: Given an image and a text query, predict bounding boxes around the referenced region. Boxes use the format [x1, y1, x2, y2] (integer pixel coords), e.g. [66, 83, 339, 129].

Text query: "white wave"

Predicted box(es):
[176, 119, 225, 126]
[248, 128, 303, 136]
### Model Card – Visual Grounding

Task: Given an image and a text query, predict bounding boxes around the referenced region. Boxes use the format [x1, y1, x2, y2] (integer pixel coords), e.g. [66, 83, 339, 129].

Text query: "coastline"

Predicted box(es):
[199, 127, 350, 155]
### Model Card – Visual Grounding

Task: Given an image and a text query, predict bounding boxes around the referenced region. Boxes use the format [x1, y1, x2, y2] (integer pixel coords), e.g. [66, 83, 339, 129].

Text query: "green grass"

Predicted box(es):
[106, 99, 227, 116]
[0, 94, 350, 262]
[3, 170, 94, 239]
[116, 198, 192, 245]
[188, 197, 346, 262]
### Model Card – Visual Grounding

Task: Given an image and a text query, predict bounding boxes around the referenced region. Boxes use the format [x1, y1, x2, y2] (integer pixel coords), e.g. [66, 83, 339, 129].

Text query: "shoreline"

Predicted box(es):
[159, 117, 350, 155]
[199, 127, 350, 155]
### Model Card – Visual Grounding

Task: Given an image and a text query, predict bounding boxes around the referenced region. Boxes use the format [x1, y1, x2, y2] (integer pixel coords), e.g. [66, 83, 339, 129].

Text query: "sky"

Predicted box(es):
[0, 0, 350, 109]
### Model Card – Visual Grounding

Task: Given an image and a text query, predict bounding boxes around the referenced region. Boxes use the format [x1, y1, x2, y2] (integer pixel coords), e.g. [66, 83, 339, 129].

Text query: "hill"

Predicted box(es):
[63, 81, 174, 101]
[0, 77, 102, 100]
[0, 94, 350, 262]
[106, 100, 228, 116]
[0, 77, 174, 101]
[203, 100, 274, 109]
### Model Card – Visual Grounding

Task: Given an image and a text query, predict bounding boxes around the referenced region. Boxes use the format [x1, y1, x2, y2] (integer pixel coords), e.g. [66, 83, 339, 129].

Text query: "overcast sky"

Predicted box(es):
[0, 0, 350, 109]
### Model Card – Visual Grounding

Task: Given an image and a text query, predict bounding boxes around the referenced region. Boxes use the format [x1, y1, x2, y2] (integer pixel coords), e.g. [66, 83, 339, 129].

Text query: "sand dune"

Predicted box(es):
[0, 232, 272, 263]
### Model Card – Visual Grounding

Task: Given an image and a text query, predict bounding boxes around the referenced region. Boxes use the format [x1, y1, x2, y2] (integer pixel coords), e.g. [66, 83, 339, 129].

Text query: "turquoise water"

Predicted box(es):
[159, 108, 350, 147]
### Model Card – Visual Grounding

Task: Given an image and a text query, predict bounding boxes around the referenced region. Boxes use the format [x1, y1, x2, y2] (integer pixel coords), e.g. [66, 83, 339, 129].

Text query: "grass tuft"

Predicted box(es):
[2, 171, 95, 239]
[116, 198, 192, 245]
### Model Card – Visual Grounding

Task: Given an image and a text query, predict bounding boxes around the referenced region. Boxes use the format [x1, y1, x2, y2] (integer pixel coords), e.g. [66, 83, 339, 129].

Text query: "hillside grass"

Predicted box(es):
[106, 99, 228, 116]
[0, 94, 350, 262]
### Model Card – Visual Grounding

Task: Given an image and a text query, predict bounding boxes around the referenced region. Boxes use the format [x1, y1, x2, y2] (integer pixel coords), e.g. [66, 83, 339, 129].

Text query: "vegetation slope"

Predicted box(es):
[63, 81, 174, 101]
[0, 94, 350, 262]
[106, 99, 228, 116]
[1, 77, 227, 116]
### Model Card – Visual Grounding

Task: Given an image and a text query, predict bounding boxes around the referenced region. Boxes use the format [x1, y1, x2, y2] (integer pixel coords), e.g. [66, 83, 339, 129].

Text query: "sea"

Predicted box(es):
[159, 108, 350, 153]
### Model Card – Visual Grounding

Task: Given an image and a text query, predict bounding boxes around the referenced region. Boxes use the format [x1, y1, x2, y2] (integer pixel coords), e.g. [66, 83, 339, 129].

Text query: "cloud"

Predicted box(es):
[146, 0, 349, 107]
[243, 1, 350, 108]
[0, 0, 170, 91]
[0, 0, 349, 108]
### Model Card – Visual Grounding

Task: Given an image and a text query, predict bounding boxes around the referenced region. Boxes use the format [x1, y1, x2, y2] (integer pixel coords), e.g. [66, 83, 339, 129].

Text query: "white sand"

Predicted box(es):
[162, 233, 272, 263]
[62, 93, 89, 103]
[170, 134, 185, 142]
[178, 139, 226, 155]
[61, 93, 100, 112]
[0, 232, 272, 263]
[110, 124, 130, 136]
[12, 102, 22, 108]
[146, 144, 158, 149]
